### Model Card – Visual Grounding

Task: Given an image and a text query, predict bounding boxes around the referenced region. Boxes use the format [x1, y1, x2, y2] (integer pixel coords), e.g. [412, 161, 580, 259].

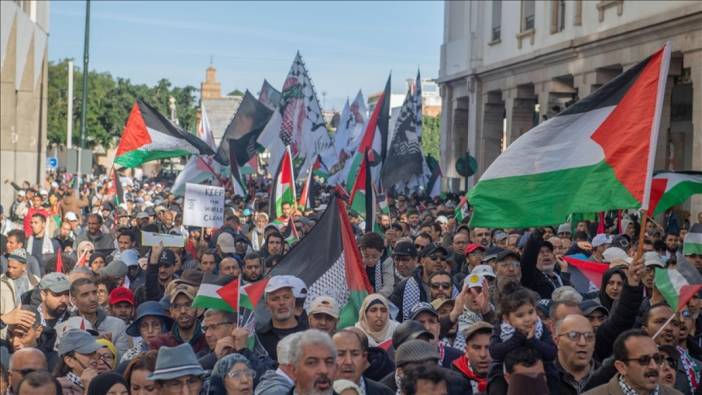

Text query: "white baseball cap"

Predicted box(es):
[65, 211, 78, 221]
[265, 275, 307, 299]
[471, 264, 496, 279]
[643, 251, 665, 268]
[592, 234, 613, 248]
[463, 273, 486, 289]
[602, 247, 633, 264]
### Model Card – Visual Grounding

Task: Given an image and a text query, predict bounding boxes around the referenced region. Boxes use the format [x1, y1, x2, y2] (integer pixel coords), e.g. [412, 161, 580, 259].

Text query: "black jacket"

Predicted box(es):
[389, 267, 429, 322]
[365, 378, 394, 395]
[255, 319, 308, 361]
[521, 232, 570, 299]
[593, 281, 643, 362]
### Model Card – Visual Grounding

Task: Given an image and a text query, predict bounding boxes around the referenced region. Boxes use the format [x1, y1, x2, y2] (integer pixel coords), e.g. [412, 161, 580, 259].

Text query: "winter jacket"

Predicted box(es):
[71, 308, 128, 355]
[520, 232, 570, 299]
[451, 355, 488, 394]
[389, 267, 429, 322]
[582, 374, 682, 395]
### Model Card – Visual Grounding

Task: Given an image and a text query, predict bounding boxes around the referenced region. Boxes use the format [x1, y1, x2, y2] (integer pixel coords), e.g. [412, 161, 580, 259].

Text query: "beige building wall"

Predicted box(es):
[1, 0, 50, 209]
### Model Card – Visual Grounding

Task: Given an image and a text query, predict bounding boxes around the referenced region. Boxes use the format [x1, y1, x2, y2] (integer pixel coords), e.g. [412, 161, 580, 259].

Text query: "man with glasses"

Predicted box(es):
[56, 330, 101, 395]
[555, 315, 597, 395]
[7, 347, 47, 395]
[429, 271, 454, 301]
[390, 242, 440, 321]
[414, 232, 432, 254]
[583, 329, 680, 395]
[642, 303, 700, 394]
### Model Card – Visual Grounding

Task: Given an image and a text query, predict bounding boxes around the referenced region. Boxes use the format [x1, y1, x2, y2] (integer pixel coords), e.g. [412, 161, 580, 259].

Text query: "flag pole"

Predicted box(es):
[651, 312, 676, 341]
[635, 211, 648, 261]
[235, 277, 241, 328]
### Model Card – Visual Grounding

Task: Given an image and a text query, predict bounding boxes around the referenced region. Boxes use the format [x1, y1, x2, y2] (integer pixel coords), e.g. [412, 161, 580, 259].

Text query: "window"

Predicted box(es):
[522, 0, 535, 32]
[491, 0, 502, 42]
[551, 0, 566, 33]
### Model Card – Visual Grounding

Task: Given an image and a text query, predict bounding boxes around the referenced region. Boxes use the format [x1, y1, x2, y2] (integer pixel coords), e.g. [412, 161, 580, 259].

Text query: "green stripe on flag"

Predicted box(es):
[192, 295, 234, 312]
[337, 290, 368, 329]
[655, 267, 684, 311]
[684, 233, 702, 256]
[653, 180, 702, 216]
[115, 148, 192, 168]
[469, 161, 639, 228]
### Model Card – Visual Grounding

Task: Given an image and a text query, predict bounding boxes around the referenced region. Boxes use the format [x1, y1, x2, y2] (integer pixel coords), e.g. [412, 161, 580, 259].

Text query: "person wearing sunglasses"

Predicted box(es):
[583, 329, 680, 395]
[7, 347, 48, 395]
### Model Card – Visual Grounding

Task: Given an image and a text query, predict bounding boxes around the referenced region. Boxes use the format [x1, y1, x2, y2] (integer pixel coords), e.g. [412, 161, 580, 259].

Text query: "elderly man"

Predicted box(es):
[333, 329, 394, 395]
[288, 329, 338, 395]
[256, 333, 300, 395]
[256, 276, 309, 360]
[583, 329, 681, 395]
[555, 315, 597, 395]
[7, 347, 48, 395]
[307, 296, 340, 336]
[451, 321, 492, 394]
[149, 343, 206, 395]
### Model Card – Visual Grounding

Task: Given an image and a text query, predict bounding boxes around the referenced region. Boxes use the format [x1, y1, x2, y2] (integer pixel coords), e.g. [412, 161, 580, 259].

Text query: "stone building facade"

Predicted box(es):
[1, 0, 49, 208]
[437, 0, 701, 215]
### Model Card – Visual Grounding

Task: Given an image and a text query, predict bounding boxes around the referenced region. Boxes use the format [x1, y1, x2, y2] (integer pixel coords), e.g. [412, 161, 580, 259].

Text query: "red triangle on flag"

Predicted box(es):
[243, 278, 269, 309]
[116, 101, 153, 156]
[216, 278, 240, 311]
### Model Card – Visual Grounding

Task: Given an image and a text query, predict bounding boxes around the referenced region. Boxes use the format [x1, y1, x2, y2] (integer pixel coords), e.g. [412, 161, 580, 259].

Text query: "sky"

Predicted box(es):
[50, 1, 443, 111]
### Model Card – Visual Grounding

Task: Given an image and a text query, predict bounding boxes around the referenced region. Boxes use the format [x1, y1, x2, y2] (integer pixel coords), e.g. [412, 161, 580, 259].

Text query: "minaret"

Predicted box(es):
[200, 62, 222, 100]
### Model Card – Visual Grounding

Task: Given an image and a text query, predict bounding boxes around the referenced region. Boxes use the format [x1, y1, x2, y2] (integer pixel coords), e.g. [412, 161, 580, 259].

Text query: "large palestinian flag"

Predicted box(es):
[115, 99, 215, 168]
[647, 171, 702, 216]
[254, 193, 372, 329]
[469, 43, 671, 227]
[349, 150, 375, 233]
[655, 256, 702, 311]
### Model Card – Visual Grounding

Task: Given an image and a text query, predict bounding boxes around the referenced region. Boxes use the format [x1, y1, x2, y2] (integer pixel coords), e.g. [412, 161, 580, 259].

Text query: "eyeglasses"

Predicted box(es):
[497, 260, 520, 268]
[227, 368, 256, 380]
[202, 321, 233, 332]
[557, 331, 595, 343]
[661, 356, 678, 369]
[431, 282, 452, 290]
[428, 254, 446, 261]
[623, 353, 665, 366]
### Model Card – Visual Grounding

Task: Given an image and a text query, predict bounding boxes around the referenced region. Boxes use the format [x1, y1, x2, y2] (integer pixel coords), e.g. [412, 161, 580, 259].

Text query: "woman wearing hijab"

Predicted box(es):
[87, 372, 129, 395]
[599, 267, 626, 311]
[207, 353, 256, 395]
[354, 293, 399, 347]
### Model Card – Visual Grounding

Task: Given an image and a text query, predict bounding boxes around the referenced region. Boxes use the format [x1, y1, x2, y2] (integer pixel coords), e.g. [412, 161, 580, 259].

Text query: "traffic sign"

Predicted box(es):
[47, 157, 58, 170]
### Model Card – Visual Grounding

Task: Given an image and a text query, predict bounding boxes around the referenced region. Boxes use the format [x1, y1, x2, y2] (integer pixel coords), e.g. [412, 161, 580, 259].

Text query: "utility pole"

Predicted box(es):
[76, 0, 90, 190]
[67, 60, 73, 148]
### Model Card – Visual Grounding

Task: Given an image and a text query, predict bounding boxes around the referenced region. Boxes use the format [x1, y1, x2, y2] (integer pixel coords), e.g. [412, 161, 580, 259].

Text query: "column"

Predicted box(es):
[687, 51, 702, 216]
[478, 91, 504, 178]
[654, 77, 674, 170]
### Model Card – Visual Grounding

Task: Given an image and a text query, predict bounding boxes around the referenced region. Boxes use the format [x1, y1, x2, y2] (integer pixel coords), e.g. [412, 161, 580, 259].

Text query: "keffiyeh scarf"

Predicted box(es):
[618, 374, 659, 395]
[499, 317, 544, 342]
[26, 231, 54, 256]
[402, 277, 421, 321]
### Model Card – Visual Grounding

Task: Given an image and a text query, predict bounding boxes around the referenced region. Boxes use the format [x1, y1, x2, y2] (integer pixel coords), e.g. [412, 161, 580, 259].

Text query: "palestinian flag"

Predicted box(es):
[455, 196, 468, 223]
[469, 43, 671, 227]
[299, 156, 320, 210]
[563, 254, 610, 294]
[254, 193, 372, 328]
[115, 99, 215, 168]
[349, 150, 375, 233]
[426, 155, 442, 198]
[647, 171, 702, 216]
[346, 75, 391, 188]
[655, 256, 702, 311]
[108, 166, 124, 206]
[684, 224, 702, 256]
[284, 216, 300, 245]
[192, 274, 239, 312]
[269, 145, 296, 219]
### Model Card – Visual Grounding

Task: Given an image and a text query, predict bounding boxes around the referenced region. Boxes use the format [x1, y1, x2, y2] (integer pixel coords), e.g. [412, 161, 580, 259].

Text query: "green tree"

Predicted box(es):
[47, 59, 198, 148]
[421, 115, 440, 160]
[227, 89, 244, 97]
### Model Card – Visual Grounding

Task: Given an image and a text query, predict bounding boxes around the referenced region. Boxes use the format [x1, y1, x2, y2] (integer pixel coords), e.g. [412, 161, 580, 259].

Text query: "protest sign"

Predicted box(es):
[141, 231, 186, 248]
[183, 183, 225, 228]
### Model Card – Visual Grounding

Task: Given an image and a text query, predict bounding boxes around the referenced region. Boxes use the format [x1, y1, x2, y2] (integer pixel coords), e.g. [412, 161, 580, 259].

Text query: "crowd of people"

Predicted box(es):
[0, 170, 701, 395]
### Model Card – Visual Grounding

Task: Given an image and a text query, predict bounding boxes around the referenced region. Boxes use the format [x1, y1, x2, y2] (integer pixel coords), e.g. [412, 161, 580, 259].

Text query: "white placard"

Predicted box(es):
[141, 231, 186, 248]
[183, 183, 225, 228]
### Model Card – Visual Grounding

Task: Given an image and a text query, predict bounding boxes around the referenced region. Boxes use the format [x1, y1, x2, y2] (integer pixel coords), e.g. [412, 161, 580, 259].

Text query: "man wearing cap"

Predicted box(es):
[73, 213, 114, 251]
[307, 296, 340, 336]
[641, 251, 666, 295]
[1, 248, 39, 336]
[409, 303, 462, 367]
[36, 272, 71, 331]
[256, 275, 309, 360]
[149, 343, 206, 395]
[138, 243, 178, 303]
[683, 224, 702, 272]
[168, 283, 207, 353]
[216, 232, 237, 260]
[465, 244, 486, 273]
[332, 329, 394, 395]
[581, 300, 609, 333]
[381, 339, 469, 394]
[590, 234, 612, 263]
[521, 233, 571, 300]
[56, 330, 101, 395]
[451, 321, 493, 394]
[209, 210, 241, 249]
[108, 287, 134, 324]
